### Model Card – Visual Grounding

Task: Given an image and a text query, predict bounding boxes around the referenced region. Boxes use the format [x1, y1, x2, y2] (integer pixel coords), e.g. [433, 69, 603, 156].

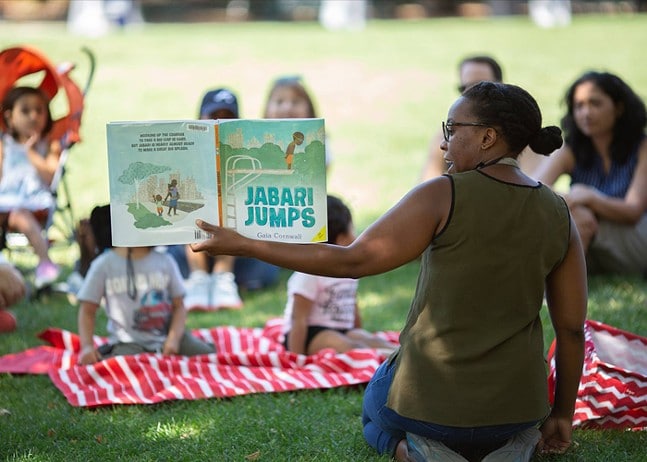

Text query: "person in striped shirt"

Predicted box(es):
[536, 71, 647, 275]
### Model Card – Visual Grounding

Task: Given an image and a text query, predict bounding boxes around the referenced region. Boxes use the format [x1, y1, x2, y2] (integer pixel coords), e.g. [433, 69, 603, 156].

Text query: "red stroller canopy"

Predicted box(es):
[0, 45, 87, 145]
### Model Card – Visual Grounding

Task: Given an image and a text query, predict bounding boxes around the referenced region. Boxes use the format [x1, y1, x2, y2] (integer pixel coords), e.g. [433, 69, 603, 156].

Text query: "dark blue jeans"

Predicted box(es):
[362, 359, 539, 456]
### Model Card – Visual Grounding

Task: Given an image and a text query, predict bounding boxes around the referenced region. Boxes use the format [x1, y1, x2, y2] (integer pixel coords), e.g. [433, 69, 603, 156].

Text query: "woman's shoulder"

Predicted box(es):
[632, 136, 647, 171]
[418, 172, 454, 191]
[637, 135, 647, 155]
[85, 249, 117, 274]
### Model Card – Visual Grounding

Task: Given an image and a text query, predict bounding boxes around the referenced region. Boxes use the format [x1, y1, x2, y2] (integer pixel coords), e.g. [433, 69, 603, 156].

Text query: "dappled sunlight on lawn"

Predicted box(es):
[586, 276, 647, 336]
[358, 262, 419, 332]
[145, 420, 203, 441]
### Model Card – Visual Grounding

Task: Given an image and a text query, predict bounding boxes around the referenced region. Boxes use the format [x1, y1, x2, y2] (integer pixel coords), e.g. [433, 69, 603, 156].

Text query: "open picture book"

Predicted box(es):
[107, 118, 327, 246]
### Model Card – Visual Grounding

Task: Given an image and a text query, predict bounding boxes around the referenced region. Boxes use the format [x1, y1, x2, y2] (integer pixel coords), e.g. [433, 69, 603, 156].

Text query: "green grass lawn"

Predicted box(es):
[1, 14, 647, 461]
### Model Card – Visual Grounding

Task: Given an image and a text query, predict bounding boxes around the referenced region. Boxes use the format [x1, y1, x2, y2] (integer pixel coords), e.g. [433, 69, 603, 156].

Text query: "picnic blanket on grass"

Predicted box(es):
[0, 319, 399, 407]
[548, 320, 647, 430]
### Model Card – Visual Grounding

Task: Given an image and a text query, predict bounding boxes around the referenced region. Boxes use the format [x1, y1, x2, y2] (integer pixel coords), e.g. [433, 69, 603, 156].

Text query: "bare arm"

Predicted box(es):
[78, 301, 102, 365]
[353, 300, 362, 329]
[163, 296, 186, 355]
[287, 294, 312, 354]
[566, 139, 647, 224]
[534, 144, 575, 187]
[538, 220, 587, 455]
[192, 177, 452, 278]
[26, 136, 61, 186]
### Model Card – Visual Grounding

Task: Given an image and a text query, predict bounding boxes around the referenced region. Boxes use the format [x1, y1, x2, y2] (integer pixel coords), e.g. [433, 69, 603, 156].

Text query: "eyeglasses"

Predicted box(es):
[442, 121, 490, 142]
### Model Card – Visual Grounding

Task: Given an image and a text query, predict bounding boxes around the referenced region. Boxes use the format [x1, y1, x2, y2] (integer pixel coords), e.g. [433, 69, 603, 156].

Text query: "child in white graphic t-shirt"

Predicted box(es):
[282, 195, 397, 355]
[76, 205, 214, 365]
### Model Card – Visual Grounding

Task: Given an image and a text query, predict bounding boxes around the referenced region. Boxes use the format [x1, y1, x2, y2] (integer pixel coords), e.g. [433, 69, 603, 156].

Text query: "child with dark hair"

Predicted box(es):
[76, 205, 214, 365]
[281, 195, 396, 355]
[89, 204, 112, 253]
[0, 86, 62, 287]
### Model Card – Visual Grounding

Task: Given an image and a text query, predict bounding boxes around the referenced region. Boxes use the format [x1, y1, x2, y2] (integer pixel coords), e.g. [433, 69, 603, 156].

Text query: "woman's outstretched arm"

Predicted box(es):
[191, 177, 452, 279]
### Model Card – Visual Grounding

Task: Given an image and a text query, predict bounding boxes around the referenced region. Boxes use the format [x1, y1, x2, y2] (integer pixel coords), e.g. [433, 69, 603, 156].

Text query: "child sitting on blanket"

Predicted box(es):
[282, 195, 397, 355]
[76, 205, 214, 365]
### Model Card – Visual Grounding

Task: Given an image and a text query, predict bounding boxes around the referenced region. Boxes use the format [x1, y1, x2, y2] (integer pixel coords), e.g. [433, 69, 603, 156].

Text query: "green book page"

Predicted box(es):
[218, 118, 327, 243]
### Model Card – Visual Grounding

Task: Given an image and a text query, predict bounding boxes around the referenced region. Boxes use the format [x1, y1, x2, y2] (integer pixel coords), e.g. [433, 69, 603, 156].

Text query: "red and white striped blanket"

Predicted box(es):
[548, 320, 647, 430]
[0, 319, 399, 407]
[4, 318, 645, 431]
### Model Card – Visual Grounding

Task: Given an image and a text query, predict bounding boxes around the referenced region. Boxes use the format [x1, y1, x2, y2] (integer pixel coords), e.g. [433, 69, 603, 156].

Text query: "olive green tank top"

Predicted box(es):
[387, 169, 570, 426]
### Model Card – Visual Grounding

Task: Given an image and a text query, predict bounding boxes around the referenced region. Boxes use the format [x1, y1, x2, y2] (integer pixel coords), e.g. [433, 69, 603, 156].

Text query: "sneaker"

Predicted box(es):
[481, 427, 541, 462]
[34, 261, 61, 288]
[211, 271, 243, 309]
[183, 270, 211, 311]
[406, 433, 469, 462]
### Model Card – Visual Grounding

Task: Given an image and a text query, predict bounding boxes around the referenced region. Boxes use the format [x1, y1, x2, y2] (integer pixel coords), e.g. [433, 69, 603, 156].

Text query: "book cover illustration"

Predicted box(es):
[107, 120, 220, 246]
[107, 118, 327, 246]
[218, 118, 327, 243]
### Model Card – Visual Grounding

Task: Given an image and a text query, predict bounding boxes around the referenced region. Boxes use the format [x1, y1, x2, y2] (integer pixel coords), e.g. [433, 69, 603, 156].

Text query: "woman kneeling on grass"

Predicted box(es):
[191, 82, 587, 462]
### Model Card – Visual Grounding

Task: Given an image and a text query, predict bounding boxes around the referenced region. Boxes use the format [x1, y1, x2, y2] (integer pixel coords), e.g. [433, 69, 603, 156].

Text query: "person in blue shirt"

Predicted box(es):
[536, 71, 647, 275]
